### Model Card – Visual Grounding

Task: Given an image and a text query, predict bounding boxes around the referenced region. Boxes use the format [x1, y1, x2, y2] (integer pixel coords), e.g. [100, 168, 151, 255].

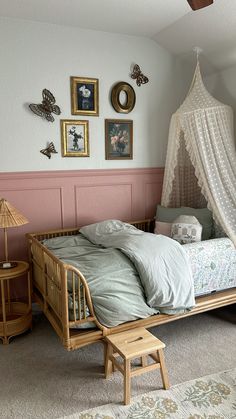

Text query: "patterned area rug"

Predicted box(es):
[64, 368, 236, 419]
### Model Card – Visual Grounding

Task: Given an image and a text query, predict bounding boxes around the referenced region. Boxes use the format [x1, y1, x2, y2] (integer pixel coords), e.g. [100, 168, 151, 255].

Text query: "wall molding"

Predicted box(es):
[0, 167, 164, 180]
[0, 167, 164, 261]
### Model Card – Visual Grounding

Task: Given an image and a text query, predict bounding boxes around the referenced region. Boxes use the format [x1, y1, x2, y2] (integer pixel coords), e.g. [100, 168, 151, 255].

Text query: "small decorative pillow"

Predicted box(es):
[156, 205, 212, 240]
[171, 215, 202, 244]
[154, 221, 172, 237]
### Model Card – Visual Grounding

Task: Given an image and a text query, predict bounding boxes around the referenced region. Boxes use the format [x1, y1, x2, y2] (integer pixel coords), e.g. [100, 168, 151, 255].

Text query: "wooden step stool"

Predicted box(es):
[105, 327, 170, 405]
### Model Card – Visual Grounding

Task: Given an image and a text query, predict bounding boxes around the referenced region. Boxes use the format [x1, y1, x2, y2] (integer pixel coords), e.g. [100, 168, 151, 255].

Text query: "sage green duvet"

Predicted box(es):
[43, 220, 195, 327]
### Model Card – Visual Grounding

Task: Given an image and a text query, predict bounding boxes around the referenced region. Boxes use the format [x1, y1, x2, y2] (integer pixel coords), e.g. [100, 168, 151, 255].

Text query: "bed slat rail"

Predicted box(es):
[65, 266, 97, 325]
[28, 227, 112, 349]
[30, 236, 104, 331]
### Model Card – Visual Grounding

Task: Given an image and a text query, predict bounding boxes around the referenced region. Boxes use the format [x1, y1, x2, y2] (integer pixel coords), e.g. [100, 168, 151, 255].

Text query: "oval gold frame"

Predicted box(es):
[111, 82, 136, 113]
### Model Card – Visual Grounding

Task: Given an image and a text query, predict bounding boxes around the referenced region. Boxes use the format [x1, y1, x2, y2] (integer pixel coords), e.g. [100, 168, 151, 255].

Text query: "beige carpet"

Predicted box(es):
[0, 305, 236, 418]
[65, 368, 236, 418]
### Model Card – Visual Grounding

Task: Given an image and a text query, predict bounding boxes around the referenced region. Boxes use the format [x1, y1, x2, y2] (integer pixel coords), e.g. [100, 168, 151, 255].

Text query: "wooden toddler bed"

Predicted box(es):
[27, 219, 236, 351]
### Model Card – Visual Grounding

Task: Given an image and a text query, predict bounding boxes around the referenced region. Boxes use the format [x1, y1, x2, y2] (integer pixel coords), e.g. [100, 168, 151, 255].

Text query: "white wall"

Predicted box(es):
[204, 64, 236, 140]
[0, 17, 187, 172]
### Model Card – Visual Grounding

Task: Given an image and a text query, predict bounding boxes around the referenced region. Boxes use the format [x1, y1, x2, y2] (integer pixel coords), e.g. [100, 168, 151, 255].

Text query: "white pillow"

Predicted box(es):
[171, 215, 202, 244]
[79, 219, 140, 244]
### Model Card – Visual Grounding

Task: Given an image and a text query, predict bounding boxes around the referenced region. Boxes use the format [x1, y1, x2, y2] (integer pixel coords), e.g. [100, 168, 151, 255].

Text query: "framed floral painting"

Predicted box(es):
[105, 119, 133, 160]
[61, 119, 89, 157]
[70, 76, 99, 116]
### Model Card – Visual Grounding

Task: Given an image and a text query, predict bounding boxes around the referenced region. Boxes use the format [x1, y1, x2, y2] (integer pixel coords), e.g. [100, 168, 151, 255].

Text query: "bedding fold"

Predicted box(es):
[43, 233, 157, 327]
[80, 220, 195, 314]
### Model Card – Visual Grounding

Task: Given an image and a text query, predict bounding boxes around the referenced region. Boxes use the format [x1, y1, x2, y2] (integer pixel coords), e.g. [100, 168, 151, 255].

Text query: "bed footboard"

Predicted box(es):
[27, 230, 108, 350]
[27, 219, 154, 350]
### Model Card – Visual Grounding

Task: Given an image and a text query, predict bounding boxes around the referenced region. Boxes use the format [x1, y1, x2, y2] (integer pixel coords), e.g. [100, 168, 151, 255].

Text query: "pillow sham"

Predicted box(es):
[154, 221, 172, 237]
[171, 215, 202, 244]
[156, 205, 212, 240]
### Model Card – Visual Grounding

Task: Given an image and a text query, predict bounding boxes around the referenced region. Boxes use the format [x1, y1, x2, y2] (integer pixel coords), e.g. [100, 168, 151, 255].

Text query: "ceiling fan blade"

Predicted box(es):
[187, 0, 214, 10]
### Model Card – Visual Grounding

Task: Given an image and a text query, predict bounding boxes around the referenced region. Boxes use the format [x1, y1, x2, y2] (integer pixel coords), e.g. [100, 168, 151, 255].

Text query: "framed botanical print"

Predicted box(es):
[70, 76, 99, 116]
[105, 119, 133, 160]
[61, 119, 89, 157]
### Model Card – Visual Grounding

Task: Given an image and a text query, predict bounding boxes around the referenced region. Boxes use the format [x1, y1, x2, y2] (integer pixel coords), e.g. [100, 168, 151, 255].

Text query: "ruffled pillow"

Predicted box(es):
[156, 205, 212, 240]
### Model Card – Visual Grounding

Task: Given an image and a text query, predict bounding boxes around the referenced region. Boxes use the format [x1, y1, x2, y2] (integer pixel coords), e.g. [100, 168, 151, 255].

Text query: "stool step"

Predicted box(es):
[105, 327, 170, 405]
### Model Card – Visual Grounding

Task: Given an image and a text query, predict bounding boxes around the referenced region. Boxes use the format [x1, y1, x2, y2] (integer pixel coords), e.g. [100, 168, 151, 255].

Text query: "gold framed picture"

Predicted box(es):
[61, 119, 89, 157]
[70, 76, 99, 116]
[105, 119, 133, 160]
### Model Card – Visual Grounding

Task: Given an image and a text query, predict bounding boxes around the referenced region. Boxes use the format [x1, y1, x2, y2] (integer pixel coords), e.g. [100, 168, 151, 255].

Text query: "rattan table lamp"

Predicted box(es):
[0, 198, 29, 269]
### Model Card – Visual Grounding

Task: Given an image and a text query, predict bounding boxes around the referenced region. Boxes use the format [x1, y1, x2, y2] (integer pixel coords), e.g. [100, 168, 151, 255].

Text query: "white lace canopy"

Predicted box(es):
[161, 62, 236, 245]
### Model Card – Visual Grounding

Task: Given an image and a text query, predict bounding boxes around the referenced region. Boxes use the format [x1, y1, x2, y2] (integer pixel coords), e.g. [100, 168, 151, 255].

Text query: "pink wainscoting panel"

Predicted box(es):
[0, 168, 164, 261]
[0, 187, 64, 260]
[145, 181, 163, 219]
[75, 184, 132, 225]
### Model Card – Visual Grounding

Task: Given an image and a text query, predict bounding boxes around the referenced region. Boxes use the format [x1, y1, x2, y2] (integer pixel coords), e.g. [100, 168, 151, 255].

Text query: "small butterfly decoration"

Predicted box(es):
[40, 142, 58, 159]
[29, 89, 61, 122]
[131, 64, 149, 87]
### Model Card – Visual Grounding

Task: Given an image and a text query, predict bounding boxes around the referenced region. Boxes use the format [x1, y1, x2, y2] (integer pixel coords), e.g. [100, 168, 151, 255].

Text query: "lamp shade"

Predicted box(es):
[0, 198, 29, 228]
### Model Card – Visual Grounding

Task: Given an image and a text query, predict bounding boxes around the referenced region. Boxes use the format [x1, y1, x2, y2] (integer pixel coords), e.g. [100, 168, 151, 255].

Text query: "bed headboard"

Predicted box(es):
[27, 218, 155, 242]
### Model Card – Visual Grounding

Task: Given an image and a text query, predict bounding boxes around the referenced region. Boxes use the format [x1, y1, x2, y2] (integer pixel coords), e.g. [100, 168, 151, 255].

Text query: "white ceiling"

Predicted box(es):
[1, 0, 236, 71]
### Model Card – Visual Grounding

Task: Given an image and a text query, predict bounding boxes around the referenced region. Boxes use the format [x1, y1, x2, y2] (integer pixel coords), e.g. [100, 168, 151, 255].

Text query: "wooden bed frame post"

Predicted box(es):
[60, 268, 70, 349]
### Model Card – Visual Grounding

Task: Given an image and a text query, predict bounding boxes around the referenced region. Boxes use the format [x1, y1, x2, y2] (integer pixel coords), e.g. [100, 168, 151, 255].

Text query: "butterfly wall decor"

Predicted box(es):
[40, 142, 58, 159]
[131, 64, 149, 87]
[29, 89, 61, 122]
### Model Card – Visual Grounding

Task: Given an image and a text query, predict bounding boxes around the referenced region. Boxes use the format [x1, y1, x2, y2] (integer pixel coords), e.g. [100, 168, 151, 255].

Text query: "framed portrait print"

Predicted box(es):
[61, 119, 89, 157]
[70, 76, 99, 116]
[105, 119, 133, 160]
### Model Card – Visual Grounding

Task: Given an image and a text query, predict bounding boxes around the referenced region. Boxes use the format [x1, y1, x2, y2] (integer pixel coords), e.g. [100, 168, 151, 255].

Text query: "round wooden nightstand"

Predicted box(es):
[0, 261, 32, 344]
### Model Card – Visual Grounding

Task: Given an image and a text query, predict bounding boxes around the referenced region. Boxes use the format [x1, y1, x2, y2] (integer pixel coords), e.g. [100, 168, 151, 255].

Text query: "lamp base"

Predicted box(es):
[0, 261, 18, 269]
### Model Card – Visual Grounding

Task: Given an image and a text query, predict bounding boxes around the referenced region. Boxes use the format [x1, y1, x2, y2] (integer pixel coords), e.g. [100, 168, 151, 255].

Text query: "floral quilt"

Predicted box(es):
[183, 238, 236, 296]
